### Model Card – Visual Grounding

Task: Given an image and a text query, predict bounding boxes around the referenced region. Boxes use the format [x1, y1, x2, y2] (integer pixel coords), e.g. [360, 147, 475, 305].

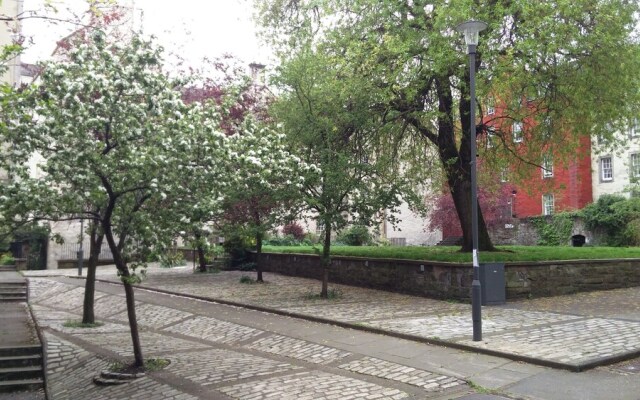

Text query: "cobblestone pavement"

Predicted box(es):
[88, 267, 640, 370]
[28, 277, 476, 400]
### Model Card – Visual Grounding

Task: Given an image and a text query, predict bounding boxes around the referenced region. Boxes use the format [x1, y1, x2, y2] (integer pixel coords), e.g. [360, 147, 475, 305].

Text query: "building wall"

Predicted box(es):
[382, 201, 441, 246]
[512, 136, 593, 218]
[0, 0, 22, 183]
[0, 0, 22, 86]
[591, 132, 640, 200]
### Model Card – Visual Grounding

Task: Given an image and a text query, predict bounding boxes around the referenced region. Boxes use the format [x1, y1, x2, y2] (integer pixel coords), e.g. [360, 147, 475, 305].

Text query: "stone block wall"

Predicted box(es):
[257, 252, 640, 301]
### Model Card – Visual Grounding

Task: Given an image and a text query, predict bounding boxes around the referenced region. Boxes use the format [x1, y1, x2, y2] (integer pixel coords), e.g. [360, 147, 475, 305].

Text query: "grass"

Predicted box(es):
[239, 275, 255, 284]
[109, 358, 170, 373]
[303, 288, 343, 300]
[262, 245, 640, 263]
[63, 320, 104, 328]
[144, 358, 170, 371]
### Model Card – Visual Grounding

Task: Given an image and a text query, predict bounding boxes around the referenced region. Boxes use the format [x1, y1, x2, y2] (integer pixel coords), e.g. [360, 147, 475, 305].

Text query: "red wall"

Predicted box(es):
[511, 136, 592, 218]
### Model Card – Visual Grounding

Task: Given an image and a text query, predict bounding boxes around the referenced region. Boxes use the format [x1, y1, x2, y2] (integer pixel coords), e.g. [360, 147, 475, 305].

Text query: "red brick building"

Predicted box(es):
[439, 103, 593, 241]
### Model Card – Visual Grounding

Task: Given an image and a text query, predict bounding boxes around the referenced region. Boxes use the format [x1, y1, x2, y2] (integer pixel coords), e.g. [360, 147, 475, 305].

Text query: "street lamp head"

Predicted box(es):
[455, 20, 488, 46]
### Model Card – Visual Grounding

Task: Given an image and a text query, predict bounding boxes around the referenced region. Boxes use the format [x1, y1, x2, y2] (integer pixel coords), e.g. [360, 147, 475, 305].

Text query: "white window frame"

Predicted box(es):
[500, 168, 508, 183]
[600, 156, 613, 182]
[542, 154, 553, 178]
[512, 122, 523, 143]
[486, 98, 495, 115]
[631, 153, 640, 179]
[542, 194, 554, 216]
[630, 119, 639, 139]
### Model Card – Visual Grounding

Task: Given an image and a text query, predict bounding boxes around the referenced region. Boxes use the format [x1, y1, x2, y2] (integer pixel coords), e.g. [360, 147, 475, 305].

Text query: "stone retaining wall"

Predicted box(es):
[256, 252, 640, 300]
[57, 259, 114, 269]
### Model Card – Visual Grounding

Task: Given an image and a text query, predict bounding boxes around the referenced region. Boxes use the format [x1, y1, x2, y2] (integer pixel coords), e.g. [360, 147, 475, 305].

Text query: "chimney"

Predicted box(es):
[249, 62, 266, 85]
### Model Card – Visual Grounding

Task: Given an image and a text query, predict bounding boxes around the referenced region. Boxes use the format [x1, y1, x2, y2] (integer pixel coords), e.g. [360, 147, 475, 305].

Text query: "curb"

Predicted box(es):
[74, 276, 638, 373]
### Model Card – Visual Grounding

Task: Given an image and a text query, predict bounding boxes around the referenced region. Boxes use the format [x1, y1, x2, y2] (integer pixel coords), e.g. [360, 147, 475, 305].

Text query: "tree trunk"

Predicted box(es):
[320, 223, 331, 298]
[82, 222, 104, 324]
[103, 219, 144, 368]
[194, 231, 207, 272]
[449, 178, 495, 252]
[431, 75, 495, 253]
[255, 231, 263, 283]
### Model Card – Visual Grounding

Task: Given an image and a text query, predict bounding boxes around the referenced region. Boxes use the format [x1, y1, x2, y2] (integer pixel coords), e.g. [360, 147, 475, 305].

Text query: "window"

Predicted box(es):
[542, 154, 553, 178]
[542, 116, 552, 139]
[631, 154, 640, 179]
[500, 168, 508, 183]
[486, 98, 495, 115]
[486, 127, 496, 148]
[600, 157, 613, 182]
[630, 119, 639, 139]
[512, 122, 523, 143]
[315, 221, 324, 236]
[542, 194, 554, 216]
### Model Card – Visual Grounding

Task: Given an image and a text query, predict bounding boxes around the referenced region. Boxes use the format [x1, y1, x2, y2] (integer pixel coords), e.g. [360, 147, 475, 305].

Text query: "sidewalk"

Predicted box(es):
[0, 272, 40, 348]
[78, 267, 640, 372]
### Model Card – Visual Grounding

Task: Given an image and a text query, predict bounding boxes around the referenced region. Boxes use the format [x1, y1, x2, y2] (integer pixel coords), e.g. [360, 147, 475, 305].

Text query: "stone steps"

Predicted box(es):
[0, 346, 44, 393]
[0, 354, 42, 369]
[0, 378, 44, 393]
[0, 282, 28, 302]
[0, 266, 17, 272]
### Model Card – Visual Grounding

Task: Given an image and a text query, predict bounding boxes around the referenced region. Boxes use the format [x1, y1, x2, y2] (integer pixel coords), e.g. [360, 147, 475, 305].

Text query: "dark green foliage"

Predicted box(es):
[337, 225, 372, 246]
[530, 213, 575, 246]
[222, 233, 252, 268]
[238, 261, 257, 271]
[0, 253, 15, 265]
[265, 235, 299, 246]
[158, 251, 186, 268]
[581, 195, 640, 246]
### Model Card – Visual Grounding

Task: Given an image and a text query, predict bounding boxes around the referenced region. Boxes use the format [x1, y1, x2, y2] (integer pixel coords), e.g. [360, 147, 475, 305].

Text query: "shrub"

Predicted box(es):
[222, 233, 252, 268]
[265, 234, 302, 246]
[530, 213, 575, 246]
[582, 195, 640, 246]
[304, 232, 320, 244]
[0, 253, 15, 265]
[282, 223, 305, 241]
[159, 251, 185, 268]
[337, 225, 371, 246]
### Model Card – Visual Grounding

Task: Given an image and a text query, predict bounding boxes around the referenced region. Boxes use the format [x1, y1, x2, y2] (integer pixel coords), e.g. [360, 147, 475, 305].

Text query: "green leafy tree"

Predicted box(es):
[271, 46, 416, 298]
[258, 0, 640, 252]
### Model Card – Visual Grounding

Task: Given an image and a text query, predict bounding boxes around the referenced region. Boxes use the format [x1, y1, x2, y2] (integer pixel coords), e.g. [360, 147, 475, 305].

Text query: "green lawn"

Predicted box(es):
[262, 245, 640, 263]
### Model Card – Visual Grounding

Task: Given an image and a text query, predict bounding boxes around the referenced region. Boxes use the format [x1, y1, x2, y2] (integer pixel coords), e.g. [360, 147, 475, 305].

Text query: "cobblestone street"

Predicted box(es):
[28, 275, 477, 400]
[88, 266, 640, 371]
[20, 266, 640, 400]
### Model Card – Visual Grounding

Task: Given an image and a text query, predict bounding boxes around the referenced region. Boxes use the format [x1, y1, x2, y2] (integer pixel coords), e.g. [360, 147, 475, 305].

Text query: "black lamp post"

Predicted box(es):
[456, 20, 487, 342]
[77, 218, 84, 277]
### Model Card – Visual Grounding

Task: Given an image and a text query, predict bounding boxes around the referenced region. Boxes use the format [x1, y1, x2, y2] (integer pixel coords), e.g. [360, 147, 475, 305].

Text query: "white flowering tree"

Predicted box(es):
[1, 30, 227, 368]
[220, 120, 312, 282]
